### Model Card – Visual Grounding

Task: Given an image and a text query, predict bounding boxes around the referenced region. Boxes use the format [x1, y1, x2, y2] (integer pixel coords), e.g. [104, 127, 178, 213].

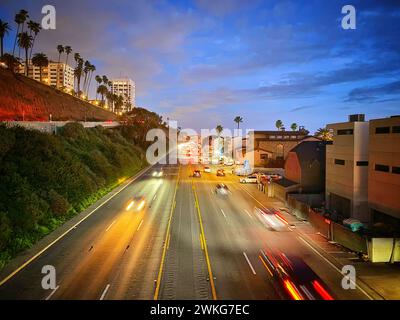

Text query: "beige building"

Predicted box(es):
[244, 130, 318, 167]
[110, 78, 135, 113]
[18, 61, 74, 90]
[368, 116, 400, 228]
[325, 114, 370, 222]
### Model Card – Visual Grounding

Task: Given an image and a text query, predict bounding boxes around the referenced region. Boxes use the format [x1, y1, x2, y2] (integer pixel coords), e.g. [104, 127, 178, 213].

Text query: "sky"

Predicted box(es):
[1, 0, 399, 133]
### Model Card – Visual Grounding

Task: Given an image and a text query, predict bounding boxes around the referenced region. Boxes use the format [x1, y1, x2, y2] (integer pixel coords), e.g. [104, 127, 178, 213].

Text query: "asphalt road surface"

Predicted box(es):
[0, 163, 371, 300]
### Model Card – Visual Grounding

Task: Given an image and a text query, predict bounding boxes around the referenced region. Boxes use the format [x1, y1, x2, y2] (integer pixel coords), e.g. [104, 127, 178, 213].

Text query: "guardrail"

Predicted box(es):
[2, 121, 120, 134]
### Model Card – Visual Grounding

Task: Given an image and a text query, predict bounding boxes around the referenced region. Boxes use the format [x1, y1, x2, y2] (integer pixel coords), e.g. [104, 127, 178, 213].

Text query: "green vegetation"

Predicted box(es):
[0, 123, 147, 268]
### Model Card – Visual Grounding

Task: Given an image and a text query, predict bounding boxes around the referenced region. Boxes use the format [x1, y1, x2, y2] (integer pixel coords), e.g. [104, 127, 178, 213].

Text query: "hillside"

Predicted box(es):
[0, 68, 117, 121]
[0, 123, 147, 268]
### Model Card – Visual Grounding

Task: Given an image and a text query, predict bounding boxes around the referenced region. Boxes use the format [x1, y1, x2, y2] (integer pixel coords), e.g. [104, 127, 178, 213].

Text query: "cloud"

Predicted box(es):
[346, 80, 400, 103]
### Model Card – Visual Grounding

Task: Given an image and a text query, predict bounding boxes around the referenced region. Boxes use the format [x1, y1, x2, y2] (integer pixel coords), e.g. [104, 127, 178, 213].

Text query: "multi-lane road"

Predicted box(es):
[0, 163, 371, 300]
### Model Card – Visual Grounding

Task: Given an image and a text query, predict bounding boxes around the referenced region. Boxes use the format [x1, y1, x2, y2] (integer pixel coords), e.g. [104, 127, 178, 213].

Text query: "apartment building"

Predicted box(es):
[110, 78, 135, 113]
[368, 116, 400, 229]
[325, 114, 370, 222]
[18, 61, 74, 90]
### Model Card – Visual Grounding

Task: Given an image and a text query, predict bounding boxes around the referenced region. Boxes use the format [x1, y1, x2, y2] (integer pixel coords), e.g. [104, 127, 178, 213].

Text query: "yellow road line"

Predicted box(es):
[153, 165, 180, 300]
[192, 180, 218, 300]
[0, 165, 154, 287]
[199, 233, 204, 250]
[259, 255, 274, 277]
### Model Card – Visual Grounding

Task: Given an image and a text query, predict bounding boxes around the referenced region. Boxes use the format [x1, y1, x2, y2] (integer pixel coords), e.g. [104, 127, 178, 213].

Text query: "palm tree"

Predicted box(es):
[17, 32, 33, 76]
[13, 10, 29, 57]
[31, 52, 48, 82]
[73, 52, 80, 68]
[86, 64, 96, 97]
[82, 60, 91, 94]
[27, 20, 41, 59]
[234, 116, 243, 130]
[97, 84, 108, 107]
[64, 45, 72, 66]
[0, 53, 20, 72]
[95, 75, 102, 99]
[216, 125, 223, 136]
[102, 75, 108, 85]
[56, 45, 64, 88]
[290, 123, 298, 131]
[114, 95, 124, 113]
[0, 19, 11, 58]
[275, 120, 283, 131]
[74, 58, 84, 95]
[314, 127, 333, 141]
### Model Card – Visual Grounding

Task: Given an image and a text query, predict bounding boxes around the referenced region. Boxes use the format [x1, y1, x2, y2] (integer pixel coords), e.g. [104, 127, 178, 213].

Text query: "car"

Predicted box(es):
[215, 183, 229, 196]
[216, 169, 225, 176]
[204, 166, 211, 173]
[254, 207, 287, 231]
[224, 160, 234, 166]
[239, 175, 257, 183]
[126, 196, 146, 212]
[260, 248, 334, 300]
[193, 170, 201, 177]
[152, 169, 163, 177]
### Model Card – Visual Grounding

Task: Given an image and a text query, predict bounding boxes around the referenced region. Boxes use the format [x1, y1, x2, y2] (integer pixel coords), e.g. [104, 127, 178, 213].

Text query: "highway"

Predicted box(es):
[0, 163, 371, 300]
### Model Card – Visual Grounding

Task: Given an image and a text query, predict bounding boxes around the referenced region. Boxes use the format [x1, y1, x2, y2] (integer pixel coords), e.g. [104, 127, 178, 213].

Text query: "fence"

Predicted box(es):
[286, 194, 368, 254]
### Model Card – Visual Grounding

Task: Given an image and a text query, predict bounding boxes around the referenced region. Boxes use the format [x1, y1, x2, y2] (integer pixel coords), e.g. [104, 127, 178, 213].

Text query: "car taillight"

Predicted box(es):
[312, 280, 334, 300]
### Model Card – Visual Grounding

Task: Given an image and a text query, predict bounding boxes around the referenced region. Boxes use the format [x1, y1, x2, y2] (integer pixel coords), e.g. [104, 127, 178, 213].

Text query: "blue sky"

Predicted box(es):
[1, 0, 399, 132]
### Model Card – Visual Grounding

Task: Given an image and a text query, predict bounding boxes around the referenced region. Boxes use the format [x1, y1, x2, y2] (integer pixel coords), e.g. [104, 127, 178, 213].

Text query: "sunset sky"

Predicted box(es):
[1, 0, 399, 132]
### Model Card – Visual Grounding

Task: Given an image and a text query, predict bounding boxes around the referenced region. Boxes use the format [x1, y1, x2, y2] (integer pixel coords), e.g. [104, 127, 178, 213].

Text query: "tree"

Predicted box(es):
[13, 10, 29, 57]
[64, 45, 72, 67]
[314, 127, 333, 141]
[17, 32, 32, 76]
[31, 53, 48, 82]
[234, 116, 243, 130]
[102, 75, 108, 85]
[97, 85, 108, 106]
[0, 53, 20, 72]
[275, 120, 283, 131]
[27, 20, 41, 59]
[95, 75, 102, 99]
[290, 123, 298, 131]
[86, 64, 96, 97]
[74, 57, 84, 95]
[0, 19, 11, 58]
[56, 45, 64, 88]
[216, 125, 223, 136]
[114, 95, 124, 113]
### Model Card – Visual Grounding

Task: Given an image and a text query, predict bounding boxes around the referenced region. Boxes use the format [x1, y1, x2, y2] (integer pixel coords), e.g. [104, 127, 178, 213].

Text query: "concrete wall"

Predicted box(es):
[326, 121, 370, 222]
[368, 117, 400, 222]
[369, 238, 400, 263]
[4, 121, 120, 134]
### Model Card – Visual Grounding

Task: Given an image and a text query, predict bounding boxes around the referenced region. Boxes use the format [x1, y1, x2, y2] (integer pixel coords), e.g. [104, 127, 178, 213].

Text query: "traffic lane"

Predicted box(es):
[159, 167, 211, 300]
[0, 163, 176, 300]
[193, 171, 281, 299]
[108, 167, 179, 299]
[52, 166, 178, 300]
[223, 172, 370, 300]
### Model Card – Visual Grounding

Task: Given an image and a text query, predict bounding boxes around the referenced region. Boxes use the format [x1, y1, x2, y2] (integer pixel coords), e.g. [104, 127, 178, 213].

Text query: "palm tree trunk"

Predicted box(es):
[29, 35, 37, 59]
[12, 25, 20, 57]
[57, 53, 61, 88]
[25, 48, 28, 76]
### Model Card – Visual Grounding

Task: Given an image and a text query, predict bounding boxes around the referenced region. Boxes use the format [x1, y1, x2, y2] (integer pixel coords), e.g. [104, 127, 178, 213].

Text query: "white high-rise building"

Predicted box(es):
[18, 61, 74, 90]
[110, 78, 135, 113]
